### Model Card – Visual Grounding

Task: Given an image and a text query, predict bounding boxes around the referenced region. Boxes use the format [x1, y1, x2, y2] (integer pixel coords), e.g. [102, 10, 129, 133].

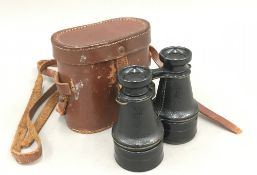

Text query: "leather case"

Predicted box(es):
[51, 17, 152, 133]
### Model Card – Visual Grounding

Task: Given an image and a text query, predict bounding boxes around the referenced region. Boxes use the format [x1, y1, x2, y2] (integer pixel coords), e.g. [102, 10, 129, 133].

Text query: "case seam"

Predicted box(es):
[53, 30, 150, 52]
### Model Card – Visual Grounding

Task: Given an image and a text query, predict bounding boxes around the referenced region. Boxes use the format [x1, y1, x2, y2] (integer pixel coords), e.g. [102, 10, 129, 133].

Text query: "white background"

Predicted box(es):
[1, 0, 257, 174]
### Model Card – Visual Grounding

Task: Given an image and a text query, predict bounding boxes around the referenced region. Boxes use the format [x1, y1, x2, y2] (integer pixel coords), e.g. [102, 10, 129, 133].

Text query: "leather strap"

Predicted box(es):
[39, 59, 71, 115]
[11, 60, 59, 164]
[149, 46, 242, 134]
[150, 46, 164, 67]
[198, 103, 242, 134]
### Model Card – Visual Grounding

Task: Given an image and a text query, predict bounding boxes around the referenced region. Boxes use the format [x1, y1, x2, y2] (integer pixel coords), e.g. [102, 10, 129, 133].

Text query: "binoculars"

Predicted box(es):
[112, 46, 199, 172]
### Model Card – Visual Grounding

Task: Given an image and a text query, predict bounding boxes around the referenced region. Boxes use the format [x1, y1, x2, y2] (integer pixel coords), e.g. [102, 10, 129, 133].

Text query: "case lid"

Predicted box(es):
[51, 17, 151, 65]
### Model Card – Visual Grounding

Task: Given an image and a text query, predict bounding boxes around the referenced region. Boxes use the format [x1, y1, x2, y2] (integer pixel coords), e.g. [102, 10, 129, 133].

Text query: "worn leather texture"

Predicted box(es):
[51, 18, 151, 133]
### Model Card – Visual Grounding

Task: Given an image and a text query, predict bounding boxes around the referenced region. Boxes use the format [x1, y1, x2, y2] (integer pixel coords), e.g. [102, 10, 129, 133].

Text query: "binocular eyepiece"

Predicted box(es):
[112, 46, 199, 172]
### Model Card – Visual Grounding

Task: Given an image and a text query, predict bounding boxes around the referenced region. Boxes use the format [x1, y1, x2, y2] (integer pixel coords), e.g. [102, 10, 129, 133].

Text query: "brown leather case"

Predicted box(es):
[51, 17, 151, 133]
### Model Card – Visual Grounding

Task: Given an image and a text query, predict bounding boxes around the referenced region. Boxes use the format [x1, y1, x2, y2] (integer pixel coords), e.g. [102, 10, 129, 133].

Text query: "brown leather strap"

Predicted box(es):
[39, 59, 71, 115]
[198, 103, 242, 134]
[11, 60, 59, 164]
[149, 46, 242, 134]
[150, 46, 164, 67]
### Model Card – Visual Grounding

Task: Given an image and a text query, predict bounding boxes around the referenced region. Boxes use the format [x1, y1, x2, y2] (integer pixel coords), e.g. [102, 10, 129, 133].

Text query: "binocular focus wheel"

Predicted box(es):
[161, 114, 198, 144]
[114, 142, 164, 172]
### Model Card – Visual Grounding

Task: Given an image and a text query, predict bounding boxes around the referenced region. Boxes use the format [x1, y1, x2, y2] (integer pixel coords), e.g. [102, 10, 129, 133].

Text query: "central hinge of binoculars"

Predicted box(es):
[151, 68, 191, 80]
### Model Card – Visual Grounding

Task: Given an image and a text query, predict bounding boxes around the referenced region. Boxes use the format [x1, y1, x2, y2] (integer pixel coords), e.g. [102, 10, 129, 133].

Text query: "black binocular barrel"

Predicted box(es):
[112, 66, 164, 172]
[154, 46, 199, 144]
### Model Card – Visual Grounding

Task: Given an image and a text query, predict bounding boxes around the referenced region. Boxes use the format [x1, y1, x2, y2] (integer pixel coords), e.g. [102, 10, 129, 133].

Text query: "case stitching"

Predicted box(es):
[70, 123, 114, 134]
[53, 30, 149, 52]
[55, 18, 147, 39]
[53, 18, 149, 50]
